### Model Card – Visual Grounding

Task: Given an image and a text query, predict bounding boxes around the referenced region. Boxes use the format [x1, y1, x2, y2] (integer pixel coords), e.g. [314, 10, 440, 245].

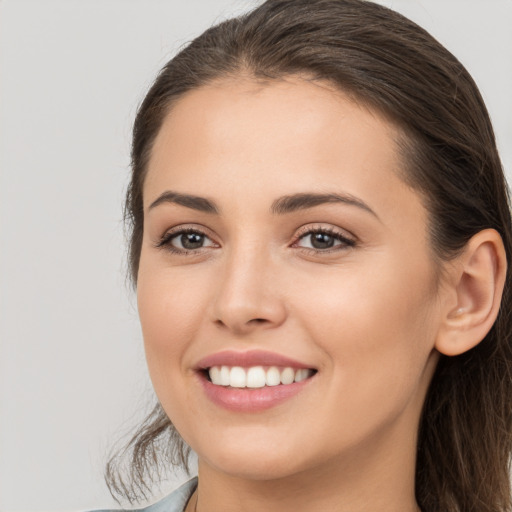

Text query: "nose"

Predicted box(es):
[211, 248, 287, 335]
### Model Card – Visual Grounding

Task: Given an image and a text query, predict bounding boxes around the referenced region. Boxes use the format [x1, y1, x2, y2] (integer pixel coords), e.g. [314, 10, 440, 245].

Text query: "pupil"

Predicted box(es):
[181, 233, 204, 249]
[311, 232, 334, 249]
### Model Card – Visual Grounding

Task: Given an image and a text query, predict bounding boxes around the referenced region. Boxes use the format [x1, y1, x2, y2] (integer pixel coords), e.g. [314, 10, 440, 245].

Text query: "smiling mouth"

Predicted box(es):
[205, 365, 317, 388]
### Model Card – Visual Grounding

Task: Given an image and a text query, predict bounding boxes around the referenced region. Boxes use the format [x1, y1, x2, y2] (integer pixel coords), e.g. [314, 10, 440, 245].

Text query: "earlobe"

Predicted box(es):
[435, 229, 507, 356]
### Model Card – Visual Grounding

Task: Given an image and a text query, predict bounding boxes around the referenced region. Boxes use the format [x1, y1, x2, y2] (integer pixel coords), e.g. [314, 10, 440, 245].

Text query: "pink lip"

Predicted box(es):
[194, 350, 317, 412]
[198, 377, 313, 412]
[195, 349, 314, 370]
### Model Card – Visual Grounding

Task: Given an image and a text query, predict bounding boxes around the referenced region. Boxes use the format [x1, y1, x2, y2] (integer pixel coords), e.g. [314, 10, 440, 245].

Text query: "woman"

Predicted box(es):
[104, 0, 512, 510]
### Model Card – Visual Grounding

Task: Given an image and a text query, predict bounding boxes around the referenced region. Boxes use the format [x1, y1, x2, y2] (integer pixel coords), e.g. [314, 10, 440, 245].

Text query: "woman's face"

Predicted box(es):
[137, 77, 443, 481]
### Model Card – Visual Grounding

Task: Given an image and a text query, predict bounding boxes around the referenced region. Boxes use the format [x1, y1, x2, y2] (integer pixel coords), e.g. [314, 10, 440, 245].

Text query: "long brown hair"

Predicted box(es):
[107, 1, 512, 509]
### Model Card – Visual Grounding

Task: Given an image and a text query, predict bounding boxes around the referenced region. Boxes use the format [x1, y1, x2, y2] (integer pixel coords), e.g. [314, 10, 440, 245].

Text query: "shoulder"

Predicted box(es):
[91, 478, 198, 512]
[133, 479, 197, 512]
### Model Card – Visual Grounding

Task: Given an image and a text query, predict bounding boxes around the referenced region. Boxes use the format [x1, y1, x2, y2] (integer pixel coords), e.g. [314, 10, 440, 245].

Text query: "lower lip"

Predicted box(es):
[198, 372, 314, 412]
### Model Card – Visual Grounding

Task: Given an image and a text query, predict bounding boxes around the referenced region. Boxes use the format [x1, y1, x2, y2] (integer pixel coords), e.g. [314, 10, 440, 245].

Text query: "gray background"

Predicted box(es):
[1, 1, 511, 511]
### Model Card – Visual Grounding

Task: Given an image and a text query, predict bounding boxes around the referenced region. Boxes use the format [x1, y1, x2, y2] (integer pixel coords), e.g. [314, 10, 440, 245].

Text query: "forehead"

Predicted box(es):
[147, 77, 402, 191]
[144, 77, 425, 230]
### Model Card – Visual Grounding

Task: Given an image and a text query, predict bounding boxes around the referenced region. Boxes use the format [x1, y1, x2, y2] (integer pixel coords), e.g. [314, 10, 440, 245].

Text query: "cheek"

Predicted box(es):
[297, 253, 437, 343]
[136, 265, 214, 439]
[136, 261, 210, 385]
[293, 254, 439, 419]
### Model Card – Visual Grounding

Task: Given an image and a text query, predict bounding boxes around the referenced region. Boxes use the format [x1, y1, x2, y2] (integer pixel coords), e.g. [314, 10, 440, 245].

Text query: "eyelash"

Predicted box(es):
[293, 225, 356, 253]
[156, 225, 356, 256]
[155, 227, 216, 255]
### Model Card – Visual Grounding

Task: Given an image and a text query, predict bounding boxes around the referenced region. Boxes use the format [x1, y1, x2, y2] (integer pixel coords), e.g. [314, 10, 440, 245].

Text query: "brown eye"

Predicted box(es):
[157, 228, 217, 253]
[296, 229, 355, 251]
[310, 232, 336, 249]
[177, 232, 206, 250]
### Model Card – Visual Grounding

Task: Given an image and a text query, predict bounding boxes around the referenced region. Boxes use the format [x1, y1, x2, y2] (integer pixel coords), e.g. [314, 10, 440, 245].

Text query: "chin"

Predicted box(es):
[202, 449, 311, 481]
[191, 428, 317, 481]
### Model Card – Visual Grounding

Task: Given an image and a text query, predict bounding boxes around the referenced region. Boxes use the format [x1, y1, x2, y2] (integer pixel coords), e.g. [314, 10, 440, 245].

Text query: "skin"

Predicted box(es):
[137, 76, 448, 512]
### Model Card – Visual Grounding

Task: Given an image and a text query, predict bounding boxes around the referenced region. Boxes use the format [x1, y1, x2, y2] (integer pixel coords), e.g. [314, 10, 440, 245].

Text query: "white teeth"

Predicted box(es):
[280, 367, 295, 385]
[230, 366, 246, 388]
[209, 366, 221, 384]
[266, 366, 281, 386]
[207, 365, 314, 388]
[247, 366, 266, 388]
[220, 365, 230, 386]
[294, 368, 310, 382]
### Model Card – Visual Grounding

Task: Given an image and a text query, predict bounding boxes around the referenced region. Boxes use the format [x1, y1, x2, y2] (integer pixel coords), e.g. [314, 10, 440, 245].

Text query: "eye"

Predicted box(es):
[157, 228, 217, 253]
[295, 227, 355, 251]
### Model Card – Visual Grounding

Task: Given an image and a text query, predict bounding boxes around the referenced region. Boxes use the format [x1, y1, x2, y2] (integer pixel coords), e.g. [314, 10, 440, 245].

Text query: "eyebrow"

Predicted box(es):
[148, 190, 378, 219]
[270, 192, 378, 218]
[148, 191, 219, 214]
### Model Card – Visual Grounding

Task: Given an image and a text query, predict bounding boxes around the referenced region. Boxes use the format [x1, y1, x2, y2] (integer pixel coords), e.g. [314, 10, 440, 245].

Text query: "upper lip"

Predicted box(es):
[195, 350, 315, 370]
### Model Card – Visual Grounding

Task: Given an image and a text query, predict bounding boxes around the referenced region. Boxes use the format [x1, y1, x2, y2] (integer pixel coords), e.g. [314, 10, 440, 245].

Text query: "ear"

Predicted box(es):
[435, 229, 507, 356]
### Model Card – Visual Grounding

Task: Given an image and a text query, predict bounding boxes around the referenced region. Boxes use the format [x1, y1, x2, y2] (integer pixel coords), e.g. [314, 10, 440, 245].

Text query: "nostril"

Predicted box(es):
[246, 318, 271, 327]
[213, 317, 269, 333]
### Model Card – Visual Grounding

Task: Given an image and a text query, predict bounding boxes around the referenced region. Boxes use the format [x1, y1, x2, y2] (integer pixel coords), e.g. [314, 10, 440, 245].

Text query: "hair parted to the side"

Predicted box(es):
[107, 1, 512, 510]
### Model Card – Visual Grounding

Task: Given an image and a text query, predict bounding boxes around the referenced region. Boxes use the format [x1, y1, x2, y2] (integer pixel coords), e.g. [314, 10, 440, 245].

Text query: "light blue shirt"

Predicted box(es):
[94, 478, 198, 512]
